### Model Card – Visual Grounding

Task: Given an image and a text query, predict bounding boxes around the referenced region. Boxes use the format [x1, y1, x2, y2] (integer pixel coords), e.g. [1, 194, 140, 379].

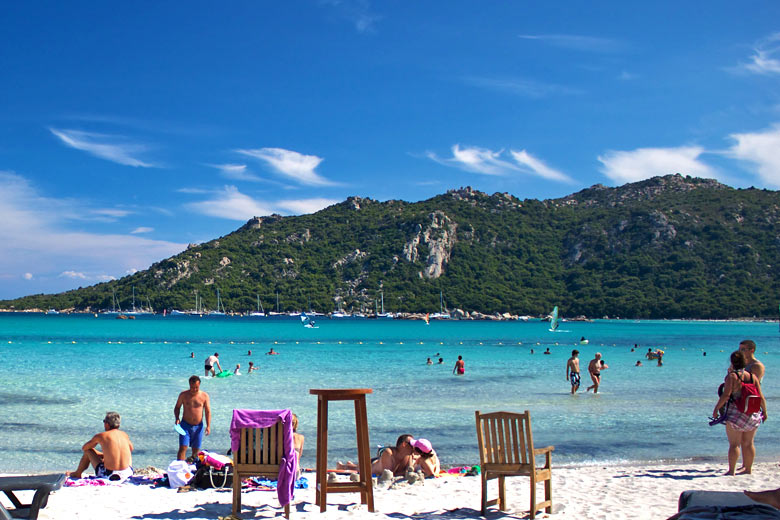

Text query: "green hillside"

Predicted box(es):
[3, 174, 779, 319]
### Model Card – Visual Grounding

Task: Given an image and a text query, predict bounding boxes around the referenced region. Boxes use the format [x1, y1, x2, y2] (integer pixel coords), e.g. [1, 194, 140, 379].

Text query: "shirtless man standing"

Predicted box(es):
[740, 339, 765, 382]
[586, 353, 608, 393]
[68, 411, 134, 482]
[174, 375, 211, 460]
[204, 352, 221, 377]
[566, 350, 581, 394]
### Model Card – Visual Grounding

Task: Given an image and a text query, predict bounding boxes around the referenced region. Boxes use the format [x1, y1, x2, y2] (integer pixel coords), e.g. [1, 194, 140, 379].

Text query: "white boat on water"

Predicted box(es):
[46, 309, 59, 315]
[169, 309, 187, 316]
[208, 288, 226, 316]
[248, 295, 265, 317]
[123, 286, 153, 315]
[430, 291, 451, 319]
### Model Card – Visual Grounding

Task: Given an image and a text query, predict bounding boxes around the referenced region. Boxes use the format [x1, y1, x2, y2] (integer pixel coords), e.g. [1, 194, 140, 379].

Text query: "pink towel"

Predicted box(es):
[229, 409, 296, 506]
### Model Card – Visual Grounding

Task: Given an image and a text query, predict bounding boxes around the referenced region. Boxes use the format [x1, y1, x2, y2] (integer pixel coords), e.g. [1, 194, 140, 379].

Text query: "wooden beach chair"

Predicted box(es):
[475, 410, 553, 519]
[232, 420, 291, 519]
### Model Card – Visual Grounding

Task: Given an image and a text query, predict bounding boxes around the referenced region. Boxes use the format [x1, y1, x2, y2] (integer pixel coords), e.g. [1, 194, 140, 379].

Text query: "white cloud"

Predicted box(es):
[462, 76, 582, 98]
[237, 147, 335, 186]
[50, 128, 156, 167]
[208, 163, 263, 182]
[130, 227, 154, 234]
[427, 145, 518, 176]
[737, 33, 780, 75]
[276, 198, 339, 214]
[725, 125, 780, 187]
[60, 271, 87, 279]
[518, 34, 625, 53]
[0, 171, 185, 299]
[23, 273, 33, 280]
[510, 150, 574, 183]
[598, 146, 716, 184]
[427, 144, 573, 182]
[185, 185, 274, 221]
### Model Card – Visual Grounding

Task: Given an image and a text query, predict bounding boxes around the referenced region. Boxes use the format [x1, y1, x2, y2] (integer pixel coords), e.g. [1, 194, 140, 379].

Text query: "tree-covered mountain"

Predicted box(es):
[3, 174, 779, 319]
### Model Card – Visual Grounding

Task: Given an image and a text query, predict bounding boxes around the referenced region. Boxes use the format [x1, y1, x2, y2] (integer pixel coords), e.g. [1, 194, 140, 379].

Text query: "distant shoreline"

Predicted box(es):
[0, 308, 776, 322]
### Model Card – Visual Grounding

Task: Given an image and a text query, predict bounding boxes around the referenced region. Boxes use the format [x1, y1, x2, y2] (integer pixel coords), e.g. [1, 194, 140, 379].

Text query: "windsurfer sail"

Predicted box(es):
[549, 306, 559, 332]
[301, 313, 317, 328]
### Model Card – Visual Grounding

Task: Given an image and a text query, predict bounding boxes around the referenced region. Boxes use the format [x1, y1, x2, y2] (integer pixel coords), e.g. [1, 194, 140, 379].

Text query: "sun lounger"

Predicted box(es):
[668, 490, 780, 519]
[0, 473, 65, 519]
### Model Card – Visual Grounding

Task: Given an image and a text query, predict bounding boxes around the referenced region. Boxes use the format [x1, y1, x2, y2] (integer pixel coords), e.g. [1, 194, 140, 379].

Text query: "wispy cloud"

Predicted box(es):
[208, 163, 263, 182]
[462, 76, 581, 98]
[50, 128, 156, 167]
[276, 198, 339, 214]
[427, 145, 517, 176]
[598, 146, 716, 184]
[237, 147, 336, 186]
[184, 186, 340, 220]
[130, 227, 154, 234]
[426, 144, 573, 182]
[518, 34, 626, 53]
[510, 150, 574, 182]
[60, 270, 87, 279]
[184, 185, 274, 221]
[725, 125, 780, 187]
[0, 171, 185, 298]
[735, 32, 780, 75]
[320, 0, 380, 33]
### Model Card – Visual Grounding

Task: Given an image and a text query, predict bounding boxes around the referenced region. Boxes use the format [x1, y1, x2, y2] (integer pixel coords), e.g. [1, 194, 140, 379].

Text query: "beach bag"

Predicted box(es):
[167, 460, 197, 488]
[197, 450, 232, 470]
[733, 372, 762, 414]
[192, 463, 233, 489]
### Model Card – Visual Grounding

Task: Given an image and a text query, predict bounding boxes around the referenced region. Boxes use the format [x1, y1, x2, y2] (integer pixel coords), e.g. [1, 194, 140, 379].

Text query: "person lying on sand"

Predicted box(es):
[410, 438, 440, 477]
[67, 411, 134, 482]
[338, 434, 415, 475]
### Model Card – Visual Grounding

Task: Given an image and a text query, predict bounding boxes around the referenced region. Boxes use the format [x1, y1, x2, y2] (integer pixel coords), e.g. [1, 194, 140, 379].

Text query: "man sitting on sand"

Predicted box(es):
[174, 375, 211, 460]
[67, 411, 134, 482]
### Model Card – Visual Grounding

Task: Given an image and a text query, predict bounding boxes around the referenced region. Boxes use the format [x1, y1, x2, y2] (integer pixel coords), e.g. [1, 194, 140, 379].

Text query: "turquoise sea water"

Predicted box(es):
[0, 314, 778, 473]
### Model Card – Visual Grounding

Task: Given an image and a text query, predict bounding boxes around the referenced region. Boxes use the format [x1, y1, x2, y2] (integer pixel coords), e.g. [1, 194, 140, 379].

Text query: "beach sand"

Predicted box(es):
[8, 462, 777, 519]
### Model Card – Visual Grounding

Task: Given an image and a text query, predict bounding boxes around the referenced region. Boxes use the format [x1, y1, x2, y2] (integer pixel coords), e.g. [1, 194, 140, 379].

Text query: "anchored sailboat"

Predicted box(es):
[208, 288, 226, 316]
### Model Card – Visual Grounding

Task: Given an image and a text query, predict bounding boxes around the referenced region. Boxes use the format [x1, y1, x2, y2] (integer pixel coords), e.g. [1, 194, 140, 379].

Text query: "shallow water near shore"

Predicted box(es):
[0, 313, 778, 473]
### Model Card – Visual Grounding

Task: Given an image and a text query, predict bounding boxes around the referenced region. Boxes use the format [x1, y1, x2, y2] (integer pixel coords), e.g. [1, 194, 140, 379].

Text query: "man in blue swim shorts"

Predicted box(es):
[566, 350, 581, 394]
[174, 375, 211, 460]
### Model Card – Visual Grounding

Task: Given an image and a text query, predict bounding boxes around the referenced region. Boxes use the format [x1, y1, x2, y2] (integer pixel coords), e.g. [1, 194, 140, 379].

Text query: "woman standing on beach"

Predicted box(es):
[712, 350, 767, 475]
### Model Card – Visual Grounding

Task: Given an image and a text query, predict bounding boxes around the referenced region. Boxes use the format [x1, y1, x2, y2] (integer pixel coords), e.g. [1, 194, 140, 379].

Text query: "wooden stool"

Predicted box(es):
[309, 388, 374, 513]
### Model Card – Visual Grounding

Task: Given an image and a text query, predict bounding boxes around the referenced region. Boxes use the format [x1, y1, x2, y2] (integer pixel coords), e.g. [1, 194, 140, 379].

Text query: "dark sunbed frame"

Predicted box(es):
[0, 474, 65, 520]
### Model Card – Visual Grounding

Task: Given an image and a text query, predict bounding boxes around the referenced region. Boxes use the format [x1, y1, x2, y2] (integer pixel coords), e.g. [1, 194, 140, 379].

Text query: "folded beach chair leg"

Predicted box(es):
[529, 476, 536, 519]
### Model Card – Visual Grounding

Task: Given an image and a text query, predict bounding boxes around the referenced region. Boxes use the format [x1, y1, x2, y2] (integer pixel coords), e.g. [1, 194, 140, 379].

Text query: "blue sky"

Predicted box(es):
[1, 1, 779, 299]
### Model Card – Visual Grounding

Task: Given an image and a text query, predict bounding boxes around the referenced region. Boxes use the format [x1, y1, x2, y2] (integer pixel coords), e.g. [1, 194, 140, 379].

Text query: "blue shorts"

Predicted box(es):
[179, 419, 205, 448]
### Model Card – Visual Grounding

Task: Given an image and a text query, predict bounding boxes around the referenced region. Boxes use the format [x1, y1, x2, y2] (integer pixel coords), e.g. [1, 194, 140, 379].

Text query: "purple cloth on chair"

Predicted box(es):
[230, 409, 297, 506]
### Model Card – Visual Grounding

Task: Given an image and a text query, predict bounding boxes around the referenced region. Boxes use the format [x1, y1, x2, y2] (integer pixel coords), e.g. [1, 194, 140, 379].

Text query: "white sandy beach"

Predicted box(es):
[5, 462, 776, 520]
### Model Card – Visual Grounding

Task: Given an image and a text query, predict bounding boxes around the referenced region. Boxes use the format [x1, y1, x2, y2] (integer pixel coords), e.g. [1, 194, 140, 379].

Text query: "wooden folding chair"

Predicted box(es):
[232, 421, 291, 518]
[475, 410, 553, 518]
